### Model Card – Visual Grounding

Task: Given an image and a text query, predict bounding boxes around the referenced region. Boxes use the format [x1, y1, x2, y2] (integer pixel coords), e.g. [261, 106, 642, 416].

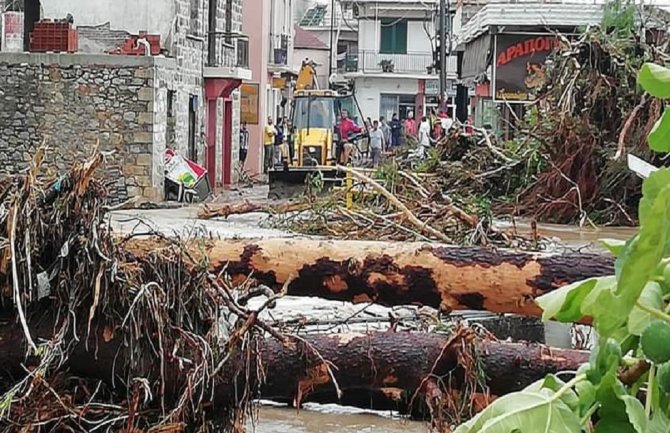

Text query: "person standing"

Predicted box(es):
[418, 116, 432, 158]
[274, 118, 285, 166]
[390, 113, 402, 148]
[239, 121, 249, 166]
[263, 117, 276, 173]
[404, 111, 418, 138]
[369, 120, 385, 168]
[380, 116, 391, 152]
[338, 109, 362, 164]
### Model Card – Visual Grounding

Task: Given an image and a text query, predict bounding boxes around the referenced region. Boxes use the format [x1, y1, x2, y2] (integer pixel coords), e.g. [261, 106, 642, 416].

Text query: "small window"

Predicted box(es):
[380, 19, 407, 55]
[190, 0, 200, 35]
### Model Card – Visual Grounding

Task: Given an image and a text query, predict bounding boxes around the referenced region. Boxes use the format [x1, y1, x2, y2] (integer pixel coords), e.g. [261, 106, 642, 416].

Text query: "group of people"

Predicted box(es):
[362, 109, 456, 166]
[237, 108, 459, 172]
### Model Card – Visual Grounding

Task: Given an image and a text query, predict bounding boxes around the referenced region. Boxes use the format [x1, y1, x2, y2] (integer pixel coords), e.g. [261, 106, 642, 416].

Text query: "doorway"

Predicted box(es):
[23, 0, 40, 51]
[188, 95, 197, 161]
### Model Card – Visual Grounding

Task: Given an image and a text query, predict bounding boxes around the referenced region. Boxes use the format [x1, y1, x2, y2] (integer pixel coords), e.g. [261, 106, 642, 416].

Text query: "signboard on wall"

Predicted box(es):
[240, 83, 259, 125]
[493, 33, 559, 103]
[1, 12, 24, 53]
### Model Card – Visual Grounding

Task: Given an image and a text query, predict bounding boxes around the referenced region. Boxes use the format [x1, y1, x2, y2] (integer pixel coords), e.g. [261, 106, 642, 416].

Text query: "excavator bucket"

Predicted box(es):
[267, 166, 343, 200]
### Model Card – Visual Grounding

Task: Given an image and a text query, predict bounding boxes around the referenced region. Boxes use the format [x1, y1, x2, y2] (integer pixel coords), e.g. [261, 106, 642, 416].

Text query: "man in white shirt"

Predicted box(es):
[418, 116, 432, 158]
[369, 120, 385, 168]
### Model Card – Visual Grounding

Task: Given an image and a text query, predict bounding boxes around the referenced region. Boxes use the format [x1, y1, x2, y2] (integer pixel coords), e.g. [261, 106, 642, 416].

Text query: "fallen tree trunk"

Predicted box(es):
[198, 201, 309, 220]
[1, 320, 588, 415]
[125, 237, 614, 317]
[258, 331, 589, 410]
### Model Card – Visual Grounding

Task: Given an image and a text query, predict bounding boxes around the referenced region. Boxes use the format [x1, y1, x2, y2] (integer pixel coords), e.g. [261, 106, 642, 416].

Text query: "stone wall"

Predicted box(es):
[0, 53, 172, 202]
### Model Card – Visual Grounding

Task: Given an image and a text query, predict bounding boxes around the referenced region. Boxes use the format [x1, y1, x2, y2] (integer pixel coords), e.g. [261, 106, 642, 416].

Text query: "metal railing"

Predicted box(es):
[236, 39, 249, 68]
[341, 50, 457, 75]
[207, 34, 250, 69]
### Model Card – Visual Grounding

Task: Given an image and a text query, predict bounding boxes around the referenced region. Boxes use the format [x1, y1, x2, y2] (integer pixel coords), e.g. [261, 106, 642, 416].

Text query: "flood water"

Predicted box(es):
[252, 404, 426, 433]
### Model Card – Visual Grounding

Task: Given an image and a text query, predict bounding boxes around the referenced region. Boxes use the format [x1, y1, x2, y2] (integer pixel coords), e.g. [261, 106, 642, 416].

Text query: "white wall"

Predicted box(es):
[294, 48, 329, 88]
[358, 19, 433, 54]
[355, 76, 419, 120]
[43, 0, 176, 38]
[408, 21, 433, 53]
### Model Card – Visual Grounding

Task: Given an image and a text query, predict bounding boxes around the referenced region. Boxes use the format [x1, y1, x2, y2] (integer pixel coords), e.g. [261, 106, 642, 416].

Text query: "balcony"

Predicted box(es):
[341, 50, 457, 77]
[204, 34, 252, 81]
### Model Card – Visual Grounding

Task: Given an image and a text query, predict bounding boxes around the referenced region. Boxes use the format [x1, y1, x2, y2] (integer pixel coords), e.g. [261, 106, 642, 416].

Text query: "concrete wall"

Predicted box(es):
[243, 0, 270, 175]
[42, 0, 176, 41]
[355, 76, 420, 120]
[0, 53, 172, 202]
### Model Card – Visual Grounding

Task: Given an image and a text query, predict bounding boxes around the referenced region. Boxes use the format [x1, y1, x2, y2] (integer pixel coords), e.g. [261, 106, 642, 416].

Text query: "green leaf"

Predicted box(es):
[593, 339, 623, 376]
[639, 169, 670, 229]
[595, 372, 645, 433]
[620, 395, 647, 433]
[648, 108, 670, 153]
[537, 278, 597, 322]
[575, 380, 597, 417]
[600, 238, 628, 257]
[647, 411, 670, 433]
[540, 375, 579, 412]
[638, 63, 670, 98]
[581, 276, 618, 317]
[591, 183, 670, 337]
[452, 388, 581, 433]
[628, 281, 664, 335]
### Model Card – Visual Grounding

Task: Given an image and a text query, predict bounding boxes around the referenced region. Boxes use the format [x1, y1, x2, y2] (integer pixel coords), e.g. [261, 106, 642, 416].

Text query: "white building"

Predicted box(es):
[340, 0, 458, 121]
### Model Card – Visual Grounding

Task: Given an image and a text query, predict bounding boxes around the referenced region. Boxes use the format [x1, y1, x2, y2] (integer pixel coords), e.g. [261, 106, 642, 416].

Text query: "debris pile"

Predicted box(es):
[0, 150, 260, 432]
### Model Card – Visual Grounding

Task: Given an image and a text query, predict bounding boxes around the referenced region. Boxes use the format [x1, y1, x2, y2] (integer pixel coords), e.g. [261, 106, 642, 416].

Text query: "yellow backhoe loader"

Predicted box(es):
[268, 60, 367, 199]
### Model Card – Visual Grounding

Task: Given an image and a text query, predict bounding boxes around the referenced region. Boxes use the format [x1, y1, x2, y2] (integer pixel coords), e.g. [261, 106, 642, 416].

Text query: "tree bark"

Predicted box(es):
[124, 237, 614, 317]
[258, 331, 589, 409]
[0, 320, 588, 413]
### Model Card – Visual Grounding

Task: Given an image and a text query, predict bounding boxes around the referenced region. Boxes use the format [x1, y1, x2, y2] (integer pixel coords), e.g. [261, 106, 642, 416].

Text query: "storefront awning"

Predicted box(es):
[460, 34, 492, 87]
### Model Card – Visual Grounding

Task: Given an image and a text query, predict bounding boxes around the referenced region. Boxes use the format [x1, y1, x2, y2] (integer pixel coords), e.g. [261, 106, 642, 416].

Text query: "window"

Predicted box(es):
[299, 5, 327, 27]
[190, 0, 200, 35]
[380, 19, 407, 55]
[225, 0, 233, 45]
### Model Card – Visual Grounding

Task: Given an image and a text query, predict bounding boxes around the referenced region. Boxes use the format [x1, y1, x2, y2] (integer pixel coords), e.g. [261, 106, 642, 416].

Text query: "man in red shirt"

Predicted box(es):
[338, 109, 361, 164]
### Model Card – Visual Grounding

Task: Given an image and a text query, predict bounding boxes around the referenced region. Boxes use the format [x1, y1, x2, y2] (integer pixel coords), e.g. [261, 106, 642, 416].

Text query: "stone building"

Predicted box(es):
[0, 0, 250, 201]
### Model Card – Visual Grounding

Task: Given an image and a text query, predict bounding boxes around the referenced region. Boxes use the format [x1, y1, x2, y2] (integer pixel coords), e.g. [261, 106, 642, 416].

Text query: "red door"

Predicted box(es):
[223, 99, 233, 185]
[206, 99, 217, 188]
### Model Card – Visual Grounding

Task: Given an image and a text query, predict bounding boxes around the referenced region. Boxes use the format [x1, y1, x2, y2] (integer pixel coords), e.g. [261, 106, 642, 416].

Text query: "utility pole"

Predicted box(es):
[328, 0, 336, 83]
[438, 0, 447, 111]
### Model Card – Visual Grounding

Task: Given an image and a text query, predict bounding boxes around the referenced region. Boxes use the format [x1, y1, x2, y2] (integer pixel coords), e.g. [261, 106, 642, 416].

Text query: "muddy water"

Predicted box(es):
[252, 404, 427, 433]
[495, 219, 637, 247]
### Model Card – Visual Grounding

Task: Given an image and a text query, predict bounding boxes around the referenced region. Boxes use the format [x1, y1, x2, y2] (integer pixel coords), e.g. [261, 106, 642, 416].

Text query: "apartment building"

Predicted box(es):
[241, 0, 295, 175]
[340, 0, 458, 121]
[0, 0, 250, 199]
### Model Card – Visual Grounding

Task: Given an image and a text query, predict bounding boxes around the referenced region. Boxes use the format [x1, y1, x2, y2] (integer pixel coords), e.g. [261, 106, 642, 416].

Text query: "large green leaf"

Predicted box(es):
[594, 372, 646, 433]
[590, 184, 670, 337]
[537, 278, 598, 322]
[638, 63, 670, 98]
[452, 387, 581, 433]
[628, 281, 663, 335]
[648, 108, 670, 153]
[647, 411, 670, 433]
[639, 169, 670, 230]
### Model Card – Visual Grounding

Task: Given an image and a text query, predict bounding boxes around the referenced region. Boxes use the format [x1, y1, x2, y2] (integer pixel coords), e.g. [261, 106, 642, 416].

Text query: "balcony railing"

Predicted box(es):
[341, 50, 457, 75]
[236, 39, 249, 68]
[207, 34, 250, 69]
[269, 33, 290, 66]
